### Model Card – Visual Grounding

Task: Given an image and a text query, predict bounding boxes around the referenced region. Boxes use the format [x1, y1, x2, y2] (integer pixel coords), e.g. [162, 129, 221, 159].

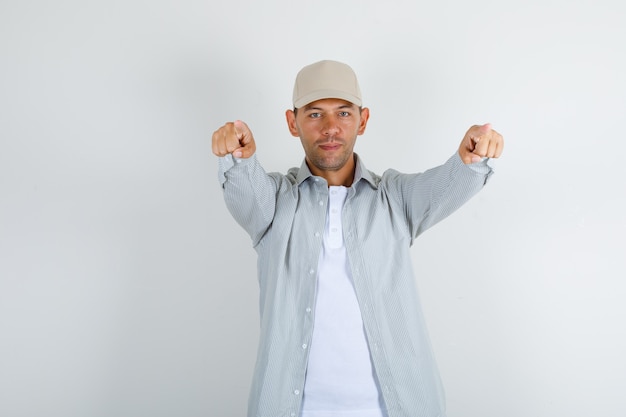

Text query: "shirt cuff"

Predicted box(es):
[466, 157, 492, 175]
[455, 153, 494, 185]
[217, 153, 257, 186]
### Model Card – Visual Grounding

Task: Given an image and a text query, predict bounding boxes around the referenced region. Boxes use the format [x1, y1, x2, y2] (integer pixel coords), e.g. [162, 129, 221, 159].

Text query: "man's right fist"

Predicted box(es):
[212, 120, 256, 158]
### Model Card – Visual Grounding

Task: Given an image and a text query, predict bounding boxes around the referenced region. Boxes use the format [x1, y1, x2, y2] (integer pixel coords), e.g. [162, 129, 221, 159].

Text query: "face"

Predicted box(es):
[285, 98, 369, 179]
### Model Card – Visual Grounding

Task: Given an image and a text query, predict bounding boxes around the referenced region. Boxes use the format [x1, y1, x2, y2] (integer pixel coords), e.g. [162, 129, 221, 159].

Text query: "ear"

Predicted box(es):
[285, 109, 299, 137]
[357, 107, 370, 135]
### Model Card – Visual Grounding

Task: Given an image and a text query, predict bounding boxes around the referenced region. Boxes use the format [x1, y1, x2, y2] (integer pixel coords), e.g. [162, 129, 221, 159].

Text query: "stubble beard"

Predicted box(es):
[309, 152, 351, 172]
[307, 140, 354, 172]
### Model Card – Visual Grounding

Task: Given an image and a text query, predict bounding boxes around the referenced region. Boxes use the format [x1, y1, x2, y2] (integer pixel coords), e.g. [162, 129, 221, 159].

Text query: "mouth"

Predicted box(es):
[318, 141, 343, 151]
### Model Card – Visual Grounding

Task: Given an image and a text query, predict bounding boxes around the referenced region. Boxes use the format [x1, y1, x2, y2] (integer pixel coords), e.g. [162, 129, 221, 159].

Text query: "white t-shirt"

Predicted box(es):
[301, 186, 386, 417]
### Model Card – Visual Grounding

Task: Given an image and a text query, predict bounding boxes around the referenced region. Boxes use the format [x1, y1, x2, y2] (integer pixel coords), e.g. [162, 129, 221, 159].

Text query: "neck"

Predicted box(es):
[324, 171, 354, 187]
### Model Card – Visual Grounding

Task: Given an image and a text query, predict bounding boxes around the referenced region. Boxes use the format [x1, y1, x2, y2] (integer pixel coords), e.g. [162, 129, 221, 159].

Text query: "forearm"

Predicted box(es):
[218, 154, 278, 245]
[407, 153, 493, 238]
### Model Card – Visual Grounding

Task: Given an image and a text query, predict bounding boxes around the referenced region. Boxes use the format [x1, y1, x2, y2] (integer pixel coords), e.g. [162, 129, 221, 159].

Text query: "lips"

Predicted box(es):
[318, 141, 343, 151]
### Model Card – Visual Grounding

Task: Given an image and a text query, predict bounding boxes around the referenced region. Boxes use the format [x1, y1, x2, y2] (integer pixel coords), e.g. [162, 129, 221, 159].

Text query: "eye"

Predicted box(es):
[308, 112, 322, 119]
[338, 111, 350, 117]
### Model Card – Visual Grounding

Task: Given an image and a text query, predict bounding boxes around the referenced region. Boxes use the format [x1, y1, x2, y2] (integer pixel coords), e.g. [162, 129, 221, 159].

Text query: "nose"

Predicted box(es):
[322, 115, 340, 137]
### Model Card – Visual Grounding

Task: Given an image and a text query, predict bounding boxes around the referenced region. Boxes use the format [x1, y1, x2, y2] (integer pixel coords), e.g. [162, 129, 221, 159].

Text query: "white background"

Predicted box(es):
[1, 1, 625, 416]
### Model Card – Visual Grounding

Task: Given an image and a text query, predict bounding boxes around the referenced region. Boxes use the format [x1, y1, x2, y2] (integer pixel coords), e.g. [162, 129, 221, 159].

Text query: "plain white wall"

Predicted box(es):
[1, 0, 624, 416]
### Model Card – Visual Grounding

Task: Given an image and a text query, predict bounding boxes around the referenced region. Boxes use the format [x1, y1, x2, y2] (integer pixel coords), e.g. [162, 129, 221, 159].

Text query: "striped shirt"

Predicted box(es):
[218, 152, 493, 417]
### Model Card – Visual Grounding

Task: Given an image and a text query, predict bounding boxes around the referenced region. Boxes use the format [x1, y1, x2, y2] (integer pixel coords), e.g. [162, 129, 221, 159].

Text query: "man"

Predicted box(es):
[212, 60, 503, 417]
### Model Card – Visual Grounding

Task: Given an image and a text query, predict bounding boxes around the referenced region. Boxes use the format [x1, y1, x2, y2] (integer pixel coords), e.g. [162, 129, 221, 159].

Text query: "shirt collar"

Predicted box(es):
[295, 153, 378, 189]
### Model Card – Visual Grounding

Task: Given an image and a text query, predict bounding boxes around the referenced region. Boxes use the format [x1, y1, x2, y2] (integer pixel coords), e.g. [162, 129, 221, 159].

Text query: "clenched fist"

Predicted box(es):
[212, 120, 256, 159]
[458, 123, 504, 164]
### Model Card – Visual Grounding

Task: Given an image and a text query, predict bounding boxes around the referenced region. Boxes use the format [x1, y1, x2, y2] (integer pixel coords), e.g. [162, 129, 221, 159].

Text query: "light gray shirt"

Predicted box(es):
[218, 152, 493, 417]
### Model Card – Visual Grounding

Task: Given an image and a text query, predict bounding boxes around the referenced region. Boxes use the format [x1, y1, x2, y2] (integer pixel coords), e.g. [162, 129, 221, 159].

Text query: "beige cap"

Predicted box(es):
[292, 60, 362, 109]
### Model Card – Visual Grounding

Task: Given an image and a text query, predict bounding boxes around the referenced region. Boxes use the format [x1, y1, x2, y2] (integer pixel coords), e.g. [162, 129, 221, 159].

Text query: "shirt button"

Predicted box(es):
[294, 389, 300, 395]
[306, 307, 311, 313]
[309, 268, 315, 275]
[331, 227, 338, 233]
[291, 413, 296, 417]
[318, 201, 324, 206]
[314, 232, 320, 237]
[302, 343, 307, 349]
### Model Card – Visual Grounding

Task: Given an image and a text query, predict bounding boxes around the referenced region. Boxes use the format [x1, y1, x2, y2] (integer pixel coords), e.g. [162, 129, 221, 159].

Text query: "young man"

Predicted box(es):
[212, 60, 503, 417]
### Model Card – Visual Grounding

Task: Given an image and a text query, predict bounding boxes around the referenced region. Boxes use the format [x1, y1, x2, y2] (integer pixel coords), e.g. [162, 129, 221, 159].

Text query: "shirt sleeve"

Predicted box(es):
[385, 152, 494, 243]
[217, 153, 279, 246]
[465, 157, 493, 175]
